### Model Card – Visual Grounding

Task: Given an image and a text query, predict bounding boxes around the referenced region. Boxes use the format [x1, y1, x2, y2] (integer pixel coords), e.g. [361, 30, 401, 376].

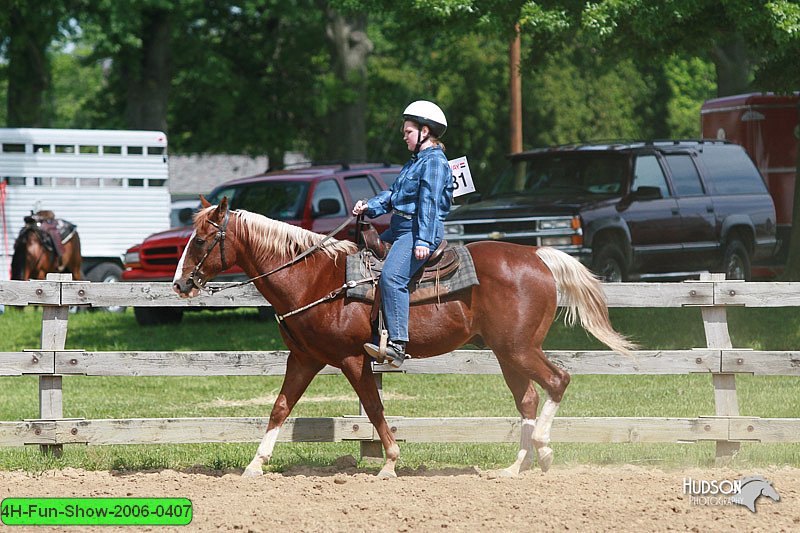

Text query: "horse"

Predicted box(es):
[10, 212, 82, 282]
[172, 197, 635, 478]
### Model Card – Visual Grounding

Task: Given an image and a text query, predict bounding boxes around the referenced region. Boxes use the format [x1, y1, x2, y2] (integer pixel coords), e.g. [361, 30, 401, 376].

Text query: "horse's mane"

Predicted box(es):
[195, 207, 357, 262]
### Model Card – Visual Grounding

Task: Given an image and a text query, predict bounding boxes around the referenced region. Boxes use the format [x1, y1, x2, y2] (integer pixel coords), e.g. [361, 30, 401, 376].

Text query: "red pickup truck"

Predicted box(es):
[123, 163, 401, 325]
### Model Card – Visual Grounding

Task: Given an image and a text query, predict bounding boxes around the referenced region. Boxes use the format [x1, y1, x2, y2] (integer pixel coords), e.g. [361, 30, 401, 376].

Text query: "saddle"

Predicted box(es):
[348, 222, 478, 307]
[23, 211, 78, 258]
[357, 221, 461, 284]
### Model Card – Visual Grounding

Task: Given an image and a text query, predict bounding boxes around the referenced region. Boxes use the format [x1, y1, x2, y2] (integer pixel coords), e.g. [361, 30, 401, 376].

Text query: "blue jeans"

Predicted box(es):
[379, 215, 442, 342]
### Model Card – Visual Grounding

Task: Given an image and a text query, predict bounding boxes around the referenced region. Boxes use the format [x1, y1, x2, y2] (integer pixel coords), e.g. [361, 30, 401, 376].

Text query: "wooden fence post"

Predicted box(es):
[38, 273, 70, 456]
[700, 272, 740, 464]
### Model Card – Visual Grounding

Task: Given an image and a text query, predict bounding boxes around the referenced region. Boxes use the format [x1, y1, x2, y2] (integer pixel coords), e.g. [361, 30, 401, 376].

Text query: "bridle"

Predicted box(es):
[186, 207, 231, 291]
[186, 209, 356, 295]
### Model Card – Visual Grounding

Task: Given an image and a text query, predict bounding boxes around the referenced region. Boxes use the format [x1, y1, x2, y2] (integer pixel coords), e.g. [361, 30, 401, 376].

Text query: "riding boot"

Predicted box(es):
[363, 340, 408, 368]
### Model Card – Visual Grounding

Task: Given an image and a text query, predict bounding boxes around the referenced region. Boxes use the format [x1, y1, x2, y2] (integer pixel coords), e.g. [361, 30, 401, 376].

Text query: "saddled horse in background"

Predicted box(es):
[11, 211, 82, 282]
[172, 197, 635, 478]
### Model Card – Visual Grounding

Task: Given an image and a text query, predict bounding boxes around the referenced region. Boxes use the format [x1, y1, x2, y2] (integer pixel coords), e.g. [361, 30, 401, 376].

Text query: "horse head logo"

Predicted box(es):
[730, 476, 780, 513]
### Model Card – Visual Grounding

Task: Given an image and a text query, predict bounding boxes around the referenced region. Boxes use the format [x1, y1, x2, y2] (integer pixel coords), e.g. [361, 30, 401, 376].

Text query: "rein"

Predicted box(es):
[200, 213, 357, 295]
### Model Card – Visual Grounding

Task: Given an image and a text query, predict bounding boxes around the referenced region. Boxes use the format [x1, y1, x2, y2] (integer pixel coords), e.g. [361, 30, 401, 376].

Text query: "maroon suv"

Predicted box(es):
[123, 163, 401, 324]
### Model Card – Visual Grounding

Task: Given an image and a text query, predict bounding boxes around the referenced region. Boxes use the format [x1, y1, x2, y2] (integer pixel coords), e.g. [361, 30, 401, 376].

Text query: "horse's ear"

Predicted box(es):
[199, 195, 211, 208]
[210, 196, 229, 223]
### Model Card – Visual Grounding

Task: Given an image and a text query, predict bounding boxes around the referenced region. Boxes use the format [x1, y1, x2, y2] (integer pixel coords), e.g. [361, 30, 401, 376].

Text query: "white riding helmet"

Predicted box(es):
[403, 100, 447, 137]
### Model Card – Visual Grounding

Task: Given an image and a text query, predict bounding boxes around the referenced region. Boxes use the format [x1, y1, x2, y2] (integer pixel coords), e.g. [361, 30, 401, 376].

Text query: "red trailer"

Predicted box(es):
[701, 93, 799, 273]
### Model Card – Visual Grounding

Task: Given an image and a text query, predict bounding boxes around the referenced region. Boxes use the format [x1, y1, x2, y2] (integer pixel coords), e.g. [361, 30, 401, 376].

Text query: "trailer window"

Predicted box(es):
[103, 146, 122, 155]
[128, 146, 143, 155]
[129, 179, 144, 187]
[80, 145, 99, 154]
[2, 143, 25, 153]
[147, 146, 165, 155]
[55, 145, 75, 154]
[34, 144, 51, 153]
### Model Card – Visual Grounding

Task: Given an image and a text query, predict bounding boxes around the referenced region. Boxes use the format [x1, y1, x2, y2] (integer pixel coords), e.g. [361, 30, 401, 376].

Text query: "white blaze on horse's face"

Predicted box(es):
[173, 230, 201, 298]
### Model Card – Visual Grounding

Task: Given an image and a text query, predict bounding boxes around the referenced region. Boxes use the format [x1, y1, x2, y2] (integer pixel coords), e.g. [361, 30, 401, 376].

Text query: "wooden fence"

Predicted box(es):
[1, 272, 799, 464]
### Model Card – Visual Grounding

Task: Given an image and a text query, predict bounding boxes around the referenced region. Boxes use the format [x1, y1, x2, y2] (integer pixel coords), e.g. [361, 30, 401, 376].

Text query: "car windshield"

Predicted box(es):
[490, 153, 626, 198]
[206, 181, 310, 220]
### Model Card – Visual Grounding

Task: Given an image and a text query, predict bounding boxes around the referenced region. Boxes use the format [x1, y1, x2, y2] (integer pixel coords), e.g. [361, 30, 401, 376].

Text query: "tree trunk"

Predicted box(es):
[780, 99, 800, 280]
[5, 5, 58, 127]
[710, 33, 752, 97]
[122, 9, 171, 132]
[324, 8, 372, 163]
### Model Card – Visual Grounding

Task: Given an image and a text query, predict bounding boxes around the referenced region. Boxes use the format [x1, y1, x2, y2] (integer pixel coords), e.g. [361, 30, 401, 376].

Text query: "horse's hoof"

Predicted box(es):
[494, 468, 520, 478]
[242, 467, 264, 478]
[537, 447, 553, 473]
[376, 469, 397, 479]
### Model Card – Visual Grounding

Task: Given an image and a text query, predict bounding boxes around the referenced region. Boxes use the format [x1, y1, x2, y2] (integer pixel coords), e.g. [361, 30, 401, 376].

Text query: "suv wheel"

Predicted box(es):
[720, 239, 751, 281]
[134, 307, 184, 326]
[86, 263, 126, 313]
[592, 243, 627, 282]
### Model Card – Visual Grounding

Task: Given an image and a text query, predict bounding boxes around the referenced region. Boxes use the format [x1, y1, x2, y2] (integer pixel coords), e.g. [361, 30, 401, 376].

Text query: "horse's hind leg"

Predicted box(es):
[243, 352, 324, 477]
[496, 360, 539, 477]
[496, 346, 570, 473]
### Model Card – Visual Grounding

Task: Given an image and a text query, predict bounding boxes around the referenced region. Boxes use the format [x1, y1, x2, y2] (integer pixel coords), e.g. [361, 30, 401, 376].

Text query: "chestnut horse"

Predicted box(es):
[10, 216, 82, 282]
[173, 198, 634, 478]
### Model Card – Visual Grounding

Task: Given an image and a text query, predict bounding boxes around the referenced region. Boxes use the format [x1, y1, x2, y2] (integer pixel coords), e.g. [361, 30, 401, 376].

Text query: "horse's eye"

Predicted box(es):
[194, 238, 205, 246]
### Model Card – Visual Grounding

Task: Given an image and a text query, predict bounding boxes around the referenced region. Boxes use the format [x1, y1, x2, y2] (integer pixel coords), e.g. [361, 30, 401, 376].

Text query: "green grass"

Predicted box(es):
[1, 305, 799, 472]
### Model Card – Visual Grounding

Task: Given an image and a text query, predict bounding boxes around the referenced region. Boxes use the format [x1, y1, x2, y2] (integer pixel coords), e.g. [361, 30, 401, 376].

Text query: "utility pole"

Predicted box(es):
[510, 23, 524, 190]
[509, 23, 523, 154]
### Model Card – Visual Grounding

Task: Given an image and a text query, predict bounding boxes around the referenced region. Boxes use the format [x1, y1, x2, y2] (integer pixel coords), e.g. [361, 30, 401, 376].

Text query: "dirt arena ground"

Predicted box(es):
[1, 462, 798, 532]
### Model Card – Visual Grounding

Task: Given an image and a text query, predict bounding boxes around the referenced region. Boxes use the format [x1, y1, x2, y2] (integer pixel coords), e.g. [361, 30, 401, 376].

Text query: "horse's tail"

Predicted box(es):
[536, 247, 636, 356]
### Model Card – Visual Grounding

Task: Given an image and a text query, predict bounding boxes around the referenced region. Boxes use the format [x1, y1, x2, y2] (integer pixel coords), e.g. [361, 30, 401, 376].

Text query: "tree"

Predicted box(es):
[78, 0, 177, 132]
[0, 1, 73, 126]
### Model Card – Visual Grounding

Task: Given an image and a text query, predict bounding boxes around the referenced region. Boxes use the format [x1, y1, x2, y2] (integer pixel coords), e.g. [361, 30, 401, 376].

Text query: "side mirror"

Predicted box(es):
[630, 186, 663, 200]
[315, 198, 341, 217]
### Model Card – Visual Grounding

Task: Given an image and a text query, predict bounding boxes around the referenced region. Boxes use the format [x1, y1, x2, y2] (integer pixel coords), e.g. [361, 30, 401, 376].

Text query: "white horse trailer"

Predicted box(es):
[0, 128, 171, 285]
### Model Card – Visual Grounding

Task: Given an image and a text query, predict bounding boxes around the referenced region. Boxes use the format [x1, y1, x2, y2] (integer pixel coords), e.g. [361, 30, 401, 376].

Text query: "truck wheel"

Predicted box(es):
[86, 263, 126, 312]
[719, 239, 751, 281]
[592, 243, 627, 282]
[258, 307, 275, 321]
[134, 307, 184, 326]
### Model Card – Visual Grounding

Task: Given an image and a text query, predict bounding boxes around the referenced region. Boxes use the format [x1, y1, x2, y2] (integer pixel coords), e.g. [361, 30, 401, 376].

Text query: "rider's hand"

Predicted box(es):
[414, 245, 430, 260]
[352, 200, 368, 216]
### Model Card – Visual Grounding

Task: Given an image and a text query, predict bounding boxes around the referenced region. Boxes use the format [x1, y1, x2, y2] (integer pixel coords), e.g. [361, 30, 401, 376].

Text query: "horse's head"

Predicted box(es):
[172, 196, 235, 298]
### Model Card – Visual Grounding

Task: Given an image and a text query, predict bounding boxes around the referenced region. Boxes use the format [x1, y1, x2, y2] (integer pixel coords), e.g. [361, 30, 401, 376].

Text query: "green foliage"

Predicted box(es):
[663, 55, 716, 138]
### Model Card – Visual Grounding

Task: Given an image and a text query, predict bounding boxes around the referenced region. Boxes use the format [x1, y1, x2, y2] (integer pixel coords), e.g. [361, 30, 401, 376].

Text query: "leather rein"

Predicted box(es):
[189, 211, 362, 298]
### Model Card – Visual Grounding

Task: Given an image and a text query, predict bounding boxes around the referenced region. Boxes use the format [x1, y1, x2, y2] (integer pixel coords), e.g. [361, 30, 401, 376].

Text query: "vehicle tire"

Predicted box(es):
[719, 239, 751, 281]
[591, 243, 628, 282]
[134, 307, 184, 326]
[86, 263, 126, 313]
[257, 307, 275, 321]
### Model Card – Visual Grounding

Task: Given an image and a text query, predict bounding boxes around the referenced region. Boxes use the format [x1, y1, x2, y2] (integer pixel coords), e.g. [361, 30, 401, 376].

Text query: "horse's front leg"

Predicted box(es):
[339, 355, 399, 478]
[243, 352, 324, 477]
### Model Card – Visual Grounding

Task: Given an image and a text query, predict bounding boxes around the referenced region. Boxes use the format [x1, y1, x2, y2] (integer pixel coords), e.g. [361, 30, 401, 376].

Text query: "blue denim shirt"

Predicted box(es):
[365, 146, 453, 248]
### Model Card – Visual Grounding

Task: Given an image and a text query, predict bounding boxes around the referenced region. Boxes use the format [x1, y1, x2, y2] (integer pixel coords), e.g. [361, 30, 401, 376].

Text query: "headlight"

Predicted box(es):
[539, 218, 574, 230]
[540, 236, 573, 246]
[123, 251, 140, 266]
[444, 224, 464, 235]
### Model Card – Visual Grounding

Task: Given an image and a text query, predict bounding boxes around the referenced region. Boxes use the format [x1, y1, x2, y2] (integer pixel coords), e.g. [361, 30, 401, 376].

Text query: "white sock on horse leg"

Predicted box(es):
[533, 398, 559, 447]
[256, 427, 280, 460]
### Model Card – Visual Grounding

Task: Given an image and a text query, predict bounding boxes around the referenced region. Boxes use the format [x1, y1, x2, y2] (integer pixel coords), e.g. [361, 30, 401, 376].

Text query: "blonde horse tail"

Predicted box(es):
[536, 247, 637, 356]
